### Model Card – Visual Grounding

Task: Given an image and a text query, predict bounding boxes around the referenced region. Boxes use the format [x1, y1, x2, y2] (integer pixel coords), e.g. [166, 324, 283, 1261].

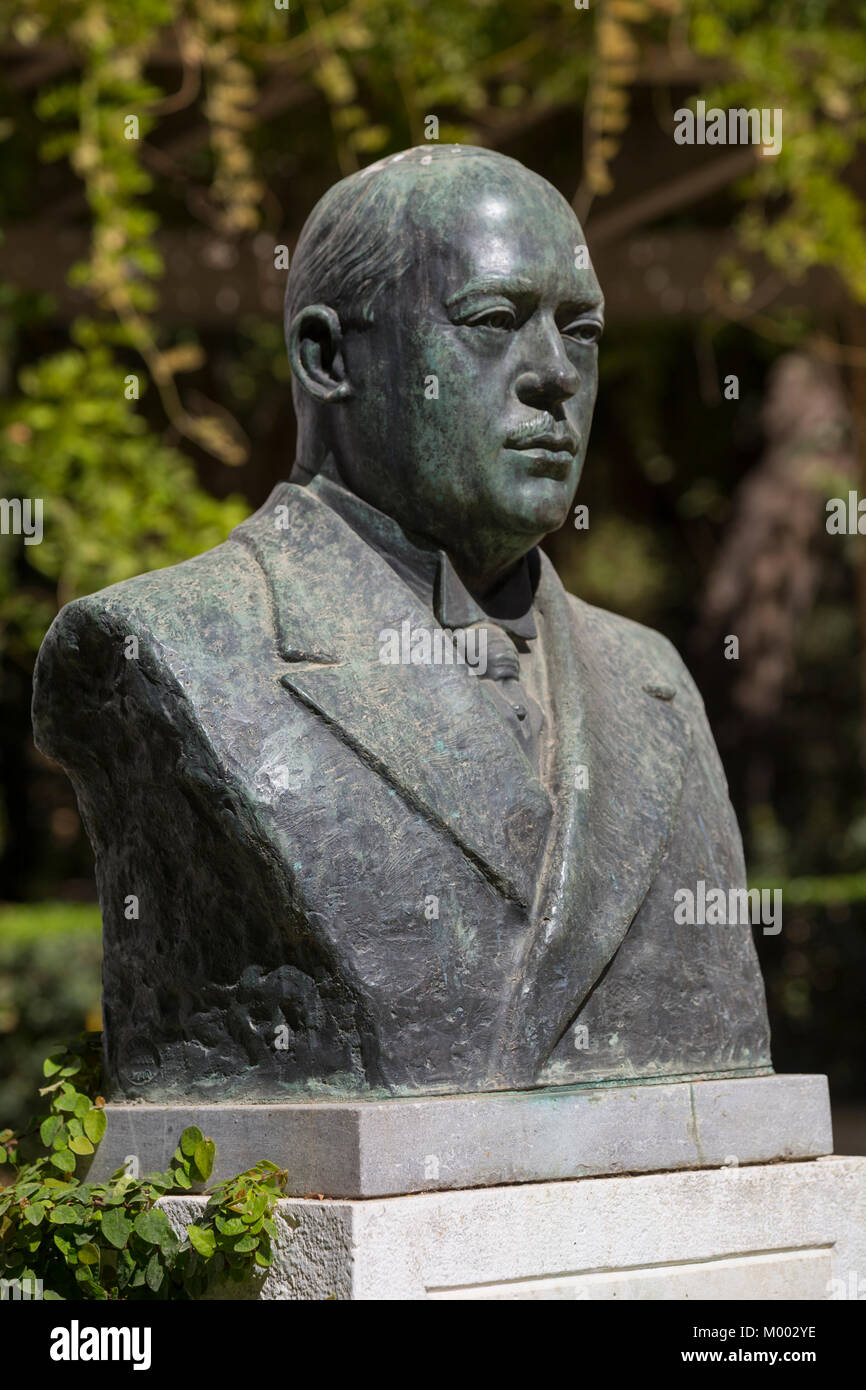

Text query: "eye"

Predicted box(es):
[563, 319, 603, 345]
[464, 306, 517, 331]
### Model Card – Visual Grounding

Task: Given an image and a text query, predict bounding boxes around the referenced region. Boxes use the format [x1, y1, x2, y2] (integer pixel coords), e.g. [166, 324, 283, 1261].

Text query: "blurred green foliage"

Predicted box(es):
[0, 904, 101, 1134]
[0, 0, 864, 1107]
[0, 319, 247, 666]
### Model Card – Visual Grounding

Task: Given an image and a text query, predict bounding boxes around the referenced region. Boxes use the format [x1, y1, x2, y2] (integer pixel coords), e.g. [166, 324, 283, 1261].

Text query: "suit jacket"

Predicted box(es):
[31, 479, 772, 1100]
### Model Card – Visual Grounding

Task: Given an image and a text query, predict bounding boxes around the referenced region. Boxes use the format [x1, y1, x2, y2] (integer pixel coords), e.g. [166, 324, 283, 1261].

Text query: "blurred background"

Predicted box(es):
[0, 0, 864, 1145]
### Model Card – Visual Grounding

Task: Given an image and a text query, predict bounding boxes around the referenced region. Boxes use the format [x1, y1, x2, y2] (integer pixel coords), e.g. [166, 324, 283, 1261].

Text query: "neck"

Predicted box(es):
[447, 534, 538, 599]
[320, 449, 537, 595]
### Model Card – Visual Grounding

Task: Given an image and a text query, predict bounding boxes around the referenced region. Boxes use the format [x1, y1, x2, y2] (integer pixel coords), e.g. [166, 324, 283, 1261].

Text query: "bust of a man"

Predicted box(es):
[33, 146, 771, 1101]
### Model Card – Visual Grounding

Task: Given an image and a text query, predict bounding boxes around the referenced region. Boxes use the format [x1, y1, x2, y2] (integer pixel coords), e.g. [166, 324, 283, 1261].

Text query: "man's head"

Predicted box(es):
[286, 146, 603, 591]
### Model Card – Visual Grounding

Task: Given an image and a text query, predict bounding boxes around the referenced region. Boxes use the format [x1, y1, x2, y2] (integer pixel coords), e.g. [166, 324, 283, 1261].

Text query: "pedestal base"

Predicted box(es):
[88, 1073, 831, 1196]
[160, 1156, 866, 1300]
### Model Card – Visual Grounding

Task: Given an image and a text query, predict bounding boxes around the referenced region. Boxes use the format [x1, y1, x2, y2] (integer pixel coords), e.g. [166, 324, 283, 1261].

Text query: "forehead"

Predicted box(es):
[407, 161, 603, 307]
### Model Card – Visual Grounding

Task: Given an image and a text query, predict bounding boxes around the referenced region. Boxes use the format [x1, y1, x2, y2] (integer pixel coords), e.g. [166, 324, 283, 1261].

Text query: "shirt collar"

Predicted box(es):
[307, 467, 538, 641]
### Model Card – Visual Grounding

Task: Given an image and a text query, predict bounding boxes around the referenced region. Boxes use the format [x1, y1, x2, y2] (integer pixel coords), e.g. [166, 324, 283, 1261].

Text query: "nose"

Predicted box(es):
[513, 316, 581, 410]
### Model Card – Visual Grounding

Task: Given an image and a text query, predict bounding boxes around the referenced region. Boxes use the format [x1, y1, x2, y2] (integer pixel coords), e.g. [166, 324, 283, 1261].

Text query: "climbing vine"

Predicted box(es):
[0, 1037, 288, 1299]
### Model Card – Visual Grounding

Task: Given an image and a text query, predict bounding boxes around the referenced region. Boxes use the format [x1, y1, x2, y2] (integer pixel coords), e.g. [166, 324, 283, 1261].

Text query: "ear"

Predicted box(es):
[288, 304, 352, 403]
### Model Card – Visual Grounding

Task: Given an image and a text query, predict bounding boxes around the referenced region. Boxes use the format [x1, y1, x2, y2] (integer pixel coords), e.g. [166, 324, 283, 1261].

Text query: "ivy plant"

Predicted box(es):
[0, 1035, 288, 1299]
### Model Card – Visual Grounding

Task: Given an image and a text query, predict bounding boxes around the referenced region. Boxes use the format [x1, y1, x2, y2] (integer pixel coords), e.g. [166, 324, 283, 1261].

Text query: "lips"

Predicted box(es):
[505, 429, 579, 480]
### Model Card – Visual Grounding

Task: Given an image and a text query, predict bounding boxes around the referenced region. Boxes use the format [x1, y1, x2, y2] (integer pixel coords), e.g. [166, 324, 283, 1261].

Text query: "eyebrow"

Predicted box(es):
[571, 295, 605, 320]
[445, 275, 605, 317]
[444, 275, 535, 308]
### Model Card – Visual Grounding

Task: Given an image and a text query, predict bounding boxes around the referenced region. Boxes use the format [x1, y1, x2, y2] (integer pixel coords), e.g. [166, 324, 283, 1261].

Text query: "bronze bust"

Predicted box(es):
[32, 146, 772, 1100]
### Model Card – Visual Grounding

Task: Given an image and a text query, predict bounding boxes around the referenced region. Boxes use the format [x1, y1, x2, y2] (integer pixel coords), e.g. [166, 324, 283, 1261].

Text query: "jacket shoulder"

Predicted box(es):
[568, 593, 695, 689]
[566, 595, 739, 823]
[66, 533, 263, 628]
[32, 533, 269, 759]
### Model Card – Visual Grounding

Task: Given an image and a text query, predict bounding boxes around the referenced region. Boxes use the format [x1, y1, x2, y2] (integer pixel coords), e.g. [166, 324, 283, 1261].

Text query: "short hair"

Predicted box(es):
[284, 144, 528, 338]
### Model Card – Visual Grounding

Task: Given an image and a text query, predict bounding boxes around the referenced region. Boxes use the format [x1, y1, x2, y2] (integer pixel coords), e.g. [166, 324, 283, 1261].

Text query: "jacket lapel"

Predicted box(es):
[231, 483, 552, 910]
[233, 483, 691, 1077]
[490, 554, 693, 1084]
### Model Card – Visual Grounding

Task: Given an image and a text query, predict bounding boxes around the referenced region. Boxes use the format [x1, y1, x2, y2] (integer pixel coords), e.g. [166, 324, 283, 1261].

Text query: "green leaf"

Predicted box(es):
[54, 1090, 80, 1113]
[73, 1094, 92, 1120]
[254, 1246, 274, 1268]
[233, 1233, 259, 1252]
[74, 1264, 102, 1295]
[83, 1109, 107, 1144]
[115, 1248, 135, 1289]
[53, 1232, 76, 1259]
[100, 1207, 132, 1249]
[171, 1167, 192, 1190]
[243, 1191, 269, 1223]
[50, 1150, 76, 1174]
[215, 1214, 246, 1236]
[145, 1251, 164, 1292]
[40, 1115, 62, 1147]
[140, 1172, 171, 1190]
[69, 1135, 94, 1156]
[180, 1126, 204, 1157]
[159, 1225, 181, 1257]
[0, 1146, 6, 1164]
[24, 1203, 47, 1225]
[193, 1139, 214, 1181]
[43, 1056, 63, 1077]
[134, 1208, 169, 1244]
[187, 1224, 216, 1258]
[78, 1242, 100, 1265]
[49, 1204, 80, 1224]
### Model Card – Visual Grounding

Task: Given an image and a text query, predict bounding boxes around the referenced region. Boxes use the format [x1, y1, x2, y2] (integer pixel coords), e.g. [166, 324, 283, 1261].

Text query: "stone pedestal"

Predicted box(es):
[89, 1073, 830, 1195]
[87, 1071, 862, 1300]
[160, 1156, 866, 1300]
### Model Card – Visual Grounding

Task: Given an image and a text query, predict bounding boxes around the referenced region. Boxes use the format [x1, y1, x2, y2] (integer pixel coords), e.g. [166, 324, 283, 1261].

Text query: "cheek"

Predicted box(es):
[564, 362, 598, 420]
[581, 359, 599, 401]
[423, 329, 511, 402]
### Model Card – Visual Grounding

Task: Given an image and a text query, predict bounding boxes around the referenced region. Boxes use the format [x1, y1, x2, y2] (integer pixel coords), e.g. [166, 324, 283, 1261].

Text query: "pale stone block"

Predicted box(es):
[159, 1155, 866, 1301]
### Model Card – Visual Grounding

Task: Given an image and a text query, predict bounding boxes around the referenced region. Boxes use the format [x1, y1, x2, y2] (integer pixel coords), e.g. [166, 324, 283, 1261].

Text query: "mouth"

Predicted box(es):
[505, 433, 578, 482]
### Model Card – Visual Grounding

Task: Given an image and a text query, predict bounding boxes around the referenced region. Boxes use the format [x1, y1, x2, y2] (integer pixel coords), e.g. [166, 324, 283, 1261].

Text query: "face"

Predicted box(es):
[328, 158, 604, 589]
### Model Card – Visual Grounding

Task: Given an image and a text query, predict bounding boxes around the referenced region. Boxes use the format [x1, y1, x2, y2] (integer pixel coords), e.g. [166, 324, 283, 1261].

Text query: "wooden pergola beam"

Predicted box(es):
[0, 224, 844, 327]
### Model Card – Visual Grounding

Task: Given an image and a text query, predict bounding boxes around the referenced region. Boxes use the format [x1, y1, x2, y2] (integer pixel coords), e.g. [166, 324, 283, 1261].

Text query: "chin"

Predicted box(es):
[497, 481, 573, 536]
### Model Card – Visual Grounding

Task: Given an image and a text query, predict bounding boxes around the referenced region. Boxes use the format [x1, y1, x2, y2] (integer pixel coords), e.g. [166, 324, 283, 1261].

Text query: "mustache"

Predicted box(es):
[505, 416, 579, 452]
